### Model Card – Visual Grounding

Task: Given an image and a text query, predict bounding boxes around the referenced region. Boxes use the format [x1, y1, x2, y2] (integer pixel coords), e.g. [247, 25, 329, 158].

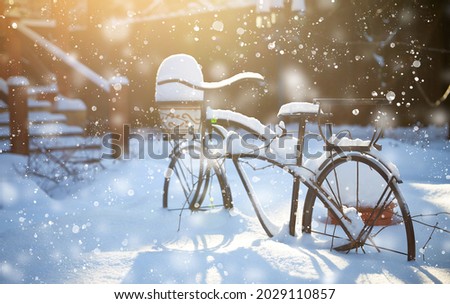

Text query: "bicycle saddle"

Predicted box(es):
[277, 102, 320, 118]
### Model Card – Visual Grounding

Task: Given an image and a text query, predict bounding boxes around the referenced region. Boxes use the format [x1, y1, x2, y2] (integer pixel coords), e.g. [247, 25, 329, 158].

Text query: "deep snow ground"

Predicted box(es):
[0, 126, 449, 284]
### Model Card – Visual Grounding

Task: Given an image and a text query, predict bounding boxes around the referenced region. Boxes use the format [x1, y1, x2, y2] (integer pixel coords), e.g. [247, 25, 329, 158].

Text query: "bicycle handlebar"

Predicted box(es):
[157, 72, 264, 90]
[313, 98, 391, 107]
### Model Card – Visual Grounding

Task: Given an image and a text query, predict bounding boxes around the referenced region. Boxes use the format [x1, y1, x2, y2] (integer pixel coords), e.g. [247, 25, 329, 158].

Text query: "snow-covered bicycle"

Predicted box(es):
[156, 54, 415, 261]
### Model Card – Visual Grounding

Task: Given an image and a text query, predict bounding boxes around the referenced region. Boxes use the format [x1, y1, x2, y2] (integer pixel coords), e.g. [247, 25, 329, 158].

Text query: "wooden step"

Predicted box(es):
[0, 135, 102, 154]
[1, 96, 87, 129]
[0, 98, 53, 113]
[30, 136, 102, 151]
[0, 79, 7, 100]
[1, 78, 58, 101]
[27, 98, 53, 112]
[27, 148, 104, 165]
[29, 149, 104, 165]
[0, 123, 84, 140]
[28, 84, 58, 101]
[0, 100, 7, 114]
[54, 95, 87, 127]
[0, 111, 67, 127]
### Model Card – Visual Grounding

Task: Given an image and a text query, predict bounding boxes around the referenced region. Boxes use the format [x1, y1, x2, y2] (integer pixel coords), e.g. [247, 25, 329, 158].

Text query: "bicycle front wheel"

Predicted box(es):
[302, 153, 415, 261]
[163, 141, 233, 211]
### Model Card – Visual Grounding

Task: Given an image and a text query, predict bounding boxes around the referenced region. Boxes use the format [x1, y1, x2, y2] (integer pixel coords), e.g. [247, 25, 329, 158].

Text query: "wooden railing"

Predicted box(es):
[18, 21, 111, 92]
[1, 1, 130, 147]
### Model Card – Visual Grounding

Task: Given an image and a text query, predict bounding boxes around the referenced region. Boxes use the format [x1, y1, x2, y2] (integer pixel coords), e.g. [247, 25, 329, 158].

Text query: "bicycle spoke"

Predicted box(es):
[356, 160, 360, 210]
[367, 235, 382, 253]
[331, 158, 343, 208]
[190, 155, 194, 186]
[163, 141, 233, 213]
[358, 179, 394, 242]
[330, 224, 338, 252]
[173, 160, 193, 198]
[177, 151, 199, 179]
[324, 177, 342, 209]
[303, 153, 415, 260]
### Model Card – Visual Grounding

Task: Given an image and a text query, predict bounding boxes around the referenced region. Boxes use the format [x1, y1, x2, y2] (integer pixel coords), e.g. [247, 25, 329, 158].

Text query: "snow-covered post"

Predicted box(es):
[52, 0, 71, 96]
[109, 76, 130, 134]
[5, 16, 23, 77]
[7, 76, 29, 155]
[0, 4, 5, 77]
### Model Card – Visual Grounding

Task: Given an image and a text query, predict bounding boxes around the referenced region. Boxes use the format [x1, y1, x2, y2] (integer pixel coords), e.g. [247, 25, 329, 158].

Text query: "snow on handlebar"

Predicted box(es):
[157, 72, 264, 90]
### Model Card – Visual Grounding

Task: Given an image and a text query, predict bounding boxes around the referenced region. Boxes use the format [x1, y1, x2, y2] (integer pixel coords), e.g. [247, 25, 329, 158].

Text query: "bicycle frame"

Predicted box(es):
[158, 54, 415, 260]
[199, 100, 409, 251]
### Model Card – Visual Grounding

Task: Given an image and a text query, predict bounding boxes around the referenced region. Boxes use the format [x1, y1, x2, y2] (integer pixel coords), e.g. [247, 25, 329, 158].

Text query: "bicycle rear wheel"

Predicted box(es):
[302, 153, 415, 261]
[163, 141, 232, 211]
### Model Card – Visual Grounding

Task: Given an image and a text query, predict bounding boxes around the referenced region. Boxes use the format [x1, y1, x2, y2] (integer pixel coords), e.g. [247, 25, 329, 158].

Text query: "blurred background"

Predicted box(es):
[1, 0, 449, 130]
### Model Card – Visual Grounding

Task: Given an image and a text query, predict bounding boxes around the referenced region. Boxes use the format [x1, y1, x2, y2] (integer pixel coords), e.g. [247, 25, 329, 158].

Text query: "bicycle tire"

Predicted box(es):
[301, 152, 415, 260]
[163, 141, 233, 211]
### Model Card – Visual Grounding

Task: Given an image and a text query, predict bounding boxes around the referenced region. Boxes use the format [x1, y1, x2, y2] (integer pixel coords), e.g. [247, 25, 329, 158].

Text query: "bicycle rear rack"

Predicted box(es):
[315, 98, 390, 153]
